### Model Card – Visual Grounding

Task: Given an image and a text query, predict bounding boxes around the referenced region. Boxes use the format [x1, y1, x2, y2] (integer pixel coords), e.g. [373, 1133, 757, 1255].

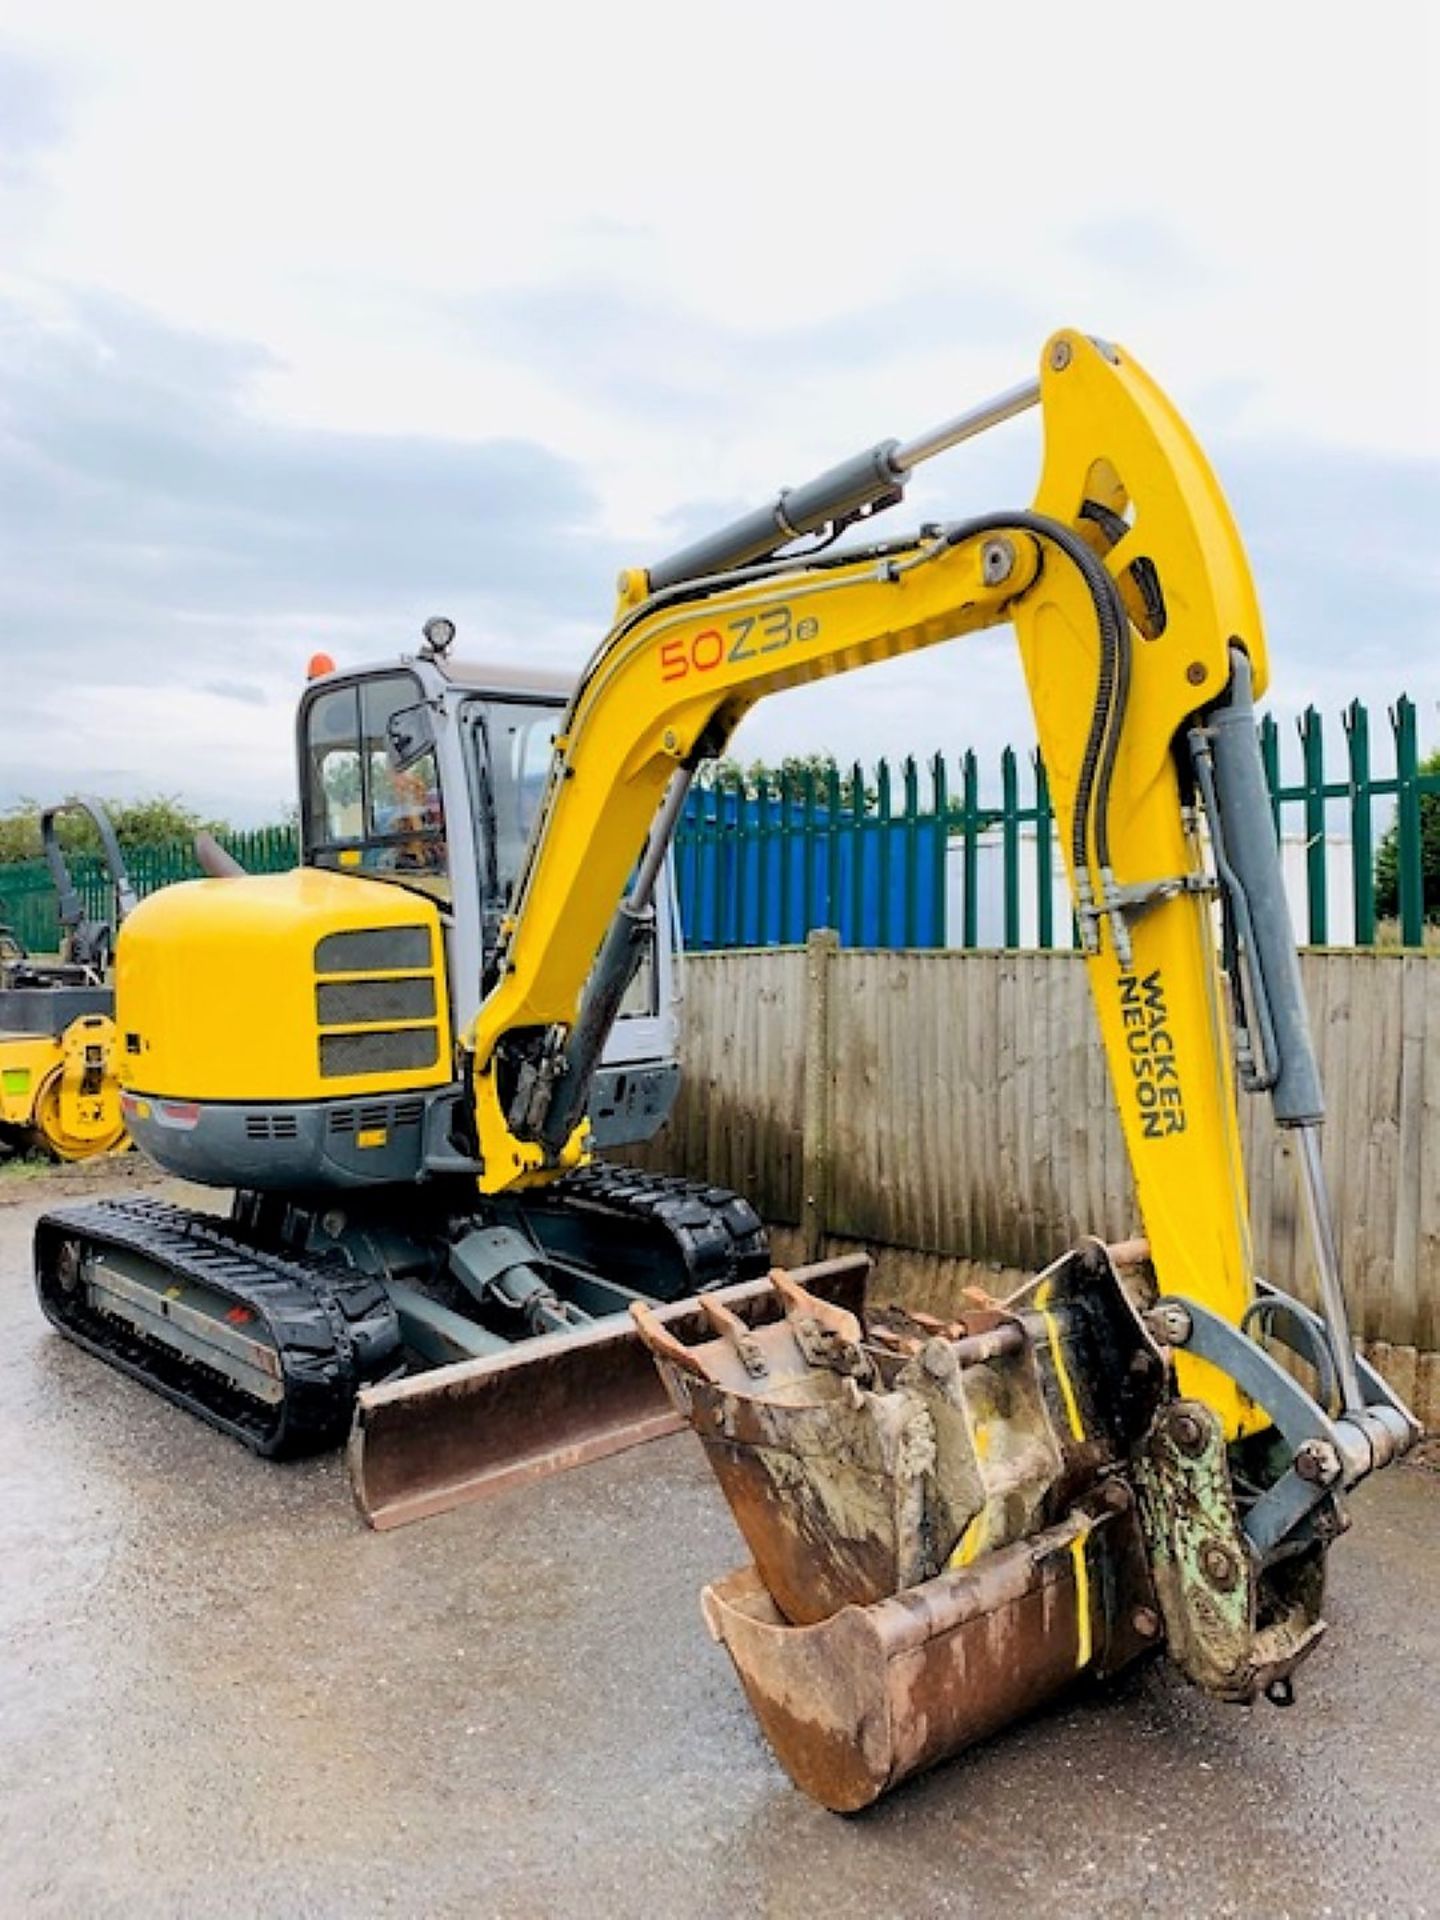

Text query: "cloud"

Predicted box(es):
[0, 287, 623, 817]
[4, 277, 1436, 824]
[1, 289, 613, 625]
[449, 279, 1047, 429]
[1069, 214, 1212, 284]
[0, 46, 66, 183]
[200, 679, 268, 706]
[1220, 440, 1440, 702]
[0, 290, 622, 649]
[725, 429, 1440, 782]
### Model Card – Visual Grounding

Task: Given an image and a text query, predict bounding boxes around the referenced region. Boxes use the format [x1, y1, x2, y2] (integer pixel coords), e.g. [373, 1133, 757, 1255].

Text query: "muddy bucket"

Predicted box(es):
[702, 1496, 1158, 1812]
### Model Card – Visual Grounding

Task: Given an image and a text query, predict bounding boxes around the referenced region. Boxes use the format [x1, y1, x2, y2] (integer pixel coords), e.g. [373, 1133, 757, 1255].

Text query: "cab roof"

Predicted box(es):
[316, 656, 576, 702]
[439, 657, 576, 698]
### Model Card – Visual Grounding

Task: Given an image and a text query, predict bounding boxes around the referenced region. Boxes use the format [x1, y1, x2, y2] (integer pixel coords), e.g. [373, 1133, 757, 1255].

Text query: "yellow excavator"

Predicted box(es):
[35, 330, 1417, 1808]
[0, 800, 134, 1160]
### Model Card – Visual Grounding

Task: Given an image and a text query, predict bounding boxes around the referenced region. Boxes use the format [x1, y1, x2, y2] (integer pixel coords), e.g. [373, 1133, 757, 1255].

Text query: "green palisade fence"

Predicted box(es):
[675, 695, 1440, 951]
[0, 826, 298, 954]
[0, 696, 1436, 956]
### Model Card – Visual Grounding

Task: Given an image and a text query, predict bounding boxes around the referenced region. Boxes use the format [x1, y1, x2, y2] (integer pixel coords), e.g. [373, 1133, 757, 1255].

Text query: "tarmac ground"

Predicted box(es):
[2, 1161, 1437, 1919]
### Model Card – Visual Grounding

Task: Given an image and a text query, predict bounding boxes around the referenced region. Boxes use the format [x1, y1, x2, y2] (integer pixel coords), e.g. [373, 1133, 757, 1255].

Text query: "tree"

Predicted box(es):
[0, 795, 232, 865]
[1374, 747, 1440, 924]
[695, 753, 877, 811]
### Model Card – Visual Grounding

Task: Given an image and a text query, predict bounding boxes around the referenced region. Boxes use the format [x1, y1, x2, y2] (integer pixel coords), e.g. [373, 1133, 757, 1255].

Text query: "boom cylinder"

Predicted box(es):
[647, 379, 1042, 592]
[647, 443, 908, 591]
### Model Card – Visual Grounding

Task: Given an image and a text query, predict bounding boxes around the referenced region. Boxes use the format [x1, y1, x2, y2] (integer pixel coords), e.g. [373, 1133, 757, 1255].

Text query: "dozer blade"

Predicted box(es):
[348, 1254, 870, 1530]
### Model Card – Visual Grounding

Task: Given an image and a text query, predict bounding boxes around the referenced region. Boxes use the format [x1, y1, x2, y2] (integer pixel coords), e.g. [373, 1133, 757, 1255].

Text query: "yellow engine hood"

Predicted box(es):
[116, 869, 452, 1102]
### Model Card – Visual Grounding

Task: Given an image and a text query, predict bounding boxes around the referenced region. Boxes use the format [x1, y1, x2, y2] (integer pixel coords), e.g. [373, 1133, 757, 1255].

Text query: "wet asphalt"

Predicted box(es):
[2, 1163, 1438, 1920]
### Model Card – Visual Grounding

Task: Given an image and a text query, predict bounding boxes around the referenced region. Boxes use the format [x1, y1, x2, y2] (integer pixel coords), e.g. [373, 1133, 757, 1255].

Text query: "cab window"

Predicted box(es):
[462, 696, 562, 905]
[463, 693, 656, 1015]
[305, 675, 448, 896]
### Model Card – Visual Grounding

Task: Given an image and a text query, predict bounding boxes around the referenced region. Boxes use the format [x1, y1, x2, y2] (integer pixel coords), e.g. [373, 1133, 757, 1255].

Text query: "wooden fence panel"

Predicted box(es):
[823, 949, 1137, 1264]
[667, 948, 808, 1222]
[639, 943, 1439, 1358]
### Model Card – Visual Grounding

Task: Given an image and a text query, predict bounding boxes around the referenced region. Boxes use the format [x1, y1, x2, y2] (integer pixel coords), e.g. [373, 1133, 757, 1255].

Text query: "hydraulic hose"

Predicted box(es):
[623, 509, 1133, 946]
[929, 510, 1133, 898]
[519, 507, 1136, 1154]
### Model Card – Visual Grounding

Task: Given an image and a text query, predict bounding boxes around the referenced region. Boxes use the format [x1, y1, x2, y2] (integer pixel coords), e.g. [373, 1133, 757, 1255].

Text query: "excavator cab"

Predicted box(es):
[294, 644, 678, 1148]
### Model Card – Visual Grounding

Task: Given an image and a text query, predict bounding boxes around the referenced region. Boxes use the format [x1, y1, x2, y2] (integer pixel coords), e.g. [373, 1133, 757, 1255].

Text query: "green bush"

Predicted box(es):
[1374, 748, 1440, 923]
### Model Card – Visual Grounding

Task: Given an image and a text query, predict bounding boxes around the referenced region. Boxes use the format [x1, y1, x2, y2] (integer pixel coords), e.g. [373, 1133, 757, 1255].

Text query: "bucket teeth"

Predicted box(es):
[769, 1268, 864, 1346]
[638, 1261, 1097, 1621]
[632, 1266, 877, 1395]
[695, 1292, 770, 1377]
[637, 1239, 1350, 1809]
[628, 1300, 713, 1380]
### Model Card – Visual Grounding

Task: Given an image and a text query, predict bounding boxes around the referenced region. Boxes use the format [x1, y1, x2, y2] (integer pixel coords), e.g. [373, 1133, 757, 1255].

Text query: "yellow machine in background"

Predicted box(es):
[0, 801, 135, 1161]
[34, 332, 1418, 1809]
[0, 1011, 126, 1161]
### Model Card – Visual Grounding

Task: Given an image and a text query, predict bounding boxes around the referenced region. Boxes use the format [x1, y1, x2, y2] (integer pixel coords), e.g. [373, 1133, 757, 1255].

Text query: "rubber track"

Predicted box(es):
[34, 1197, 403, 1459]
[552, 1161, 769, 1293]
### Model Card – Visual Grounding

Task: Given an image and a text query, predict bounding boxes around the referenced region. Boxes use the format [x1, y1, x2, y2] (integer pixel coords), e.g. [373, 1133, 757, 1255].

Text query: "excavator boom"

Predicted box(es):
[352, 328, 1417, 1805]
[468, 333, 1262, 1390]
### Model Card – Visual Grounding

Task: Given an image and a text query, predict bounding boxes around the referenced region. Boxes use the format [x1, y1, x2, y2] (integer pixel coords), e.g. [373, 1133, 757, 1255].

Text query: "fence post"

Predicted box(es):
[753, 775, 771, 946]
[902, 756, 920, 948]
[728, 772, 746, 948]
[1343, 701, 1376, 947]
[1300, 706, 1328, 944]
[929, 752, 948, 948]
[961, 750, 979, 948]
[1033, 749, 1054, 951]
[1393, 698, 1424, 947]
[801, 768, 818, 932]
[1260, 713, 1282, 836]
[777, 770, 793, 945]
[848, 762, 866, 943]
[876, 758, 893, 946]
[801, 927, 839, 1260]
[1001, 747, 1020, 947]
[824, 764, 843, 932]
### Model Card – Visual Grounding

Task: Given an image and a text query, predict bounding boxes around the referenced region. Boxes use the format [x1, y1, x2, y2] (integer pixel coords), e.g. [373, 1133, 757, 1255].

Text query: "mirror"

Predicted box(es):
[386, 702, 436, 771]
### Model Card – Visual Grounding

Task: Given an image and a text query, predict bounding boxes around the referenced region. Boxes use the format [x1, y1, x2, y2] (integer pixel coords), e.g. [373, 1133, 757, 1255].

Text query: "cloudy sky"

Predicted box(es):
[1, 1, 1436, 823]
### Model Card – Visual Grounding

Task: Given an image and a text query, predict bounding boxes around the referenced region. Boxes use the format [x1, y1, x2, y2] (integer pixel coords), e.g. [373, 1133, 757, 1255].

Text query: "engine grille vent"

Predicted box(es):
[316, 978, 436, 1026]
[320, 1029, 439, 1079]
[328, 1097, 426, 1136]
[245, 1113, 300, 1141]
[315, 926, 430, 974]
[314, 923, 442, 1082]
